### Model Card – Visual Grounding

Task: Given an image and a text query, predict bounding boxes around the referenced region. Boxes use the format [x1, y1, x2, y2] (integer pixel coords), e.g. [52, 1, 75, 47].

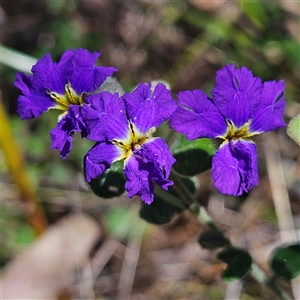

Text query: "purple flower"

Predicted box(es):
[15, 48, 117, 158]
[82, 83, 177, 204]
[170, 64, 286, 196]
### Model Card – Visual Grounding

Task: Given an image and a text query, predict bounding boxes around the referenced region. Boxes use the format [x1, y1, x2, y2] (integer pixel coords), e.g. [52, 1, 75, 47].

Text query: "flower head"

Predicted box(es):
[15, 48, 117, 158]
[82, 83, 177, 204]
[170, 64, 285, 196]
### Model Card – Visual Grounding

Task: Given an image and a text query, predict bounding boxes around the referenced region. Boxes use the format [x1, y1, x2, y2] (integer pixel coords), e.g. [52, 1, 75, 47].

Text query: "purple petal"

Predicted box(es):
[31, 53, 54, 83]
[50, 105, 87, 159]
[15, 73, 55, 119]
[84, 141, 123, 182]
[50, 121, 73, 159]
[170, 89, 227, 139]
[212, 140, 258, 196]
[124, 137, 175, 204]
[135, 137, 175, 188]
[57, 49, 75, 70]
[124, 155, 154, 204]
[30, 49, 117, 97]
[123, 83, 177, 134]
[250, 80, 286, 133]
[212, 65, 263, 127]
[54, 49, 75, 81]
[69, 49, 117, 94]
[93, 66, 118, 90]
[43, 62, 68, 95]
[82, 92, 128, 141]
[31, 51, 70, 95]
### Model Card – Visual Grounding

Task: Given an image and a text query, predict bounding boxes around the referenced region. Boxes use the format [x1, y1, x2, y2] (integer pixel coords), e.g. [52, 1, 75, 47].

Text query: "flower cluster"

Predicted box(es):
[15, 49, 177, 204]
[170, 64, 286, 196]
[15, 48, 286, 203]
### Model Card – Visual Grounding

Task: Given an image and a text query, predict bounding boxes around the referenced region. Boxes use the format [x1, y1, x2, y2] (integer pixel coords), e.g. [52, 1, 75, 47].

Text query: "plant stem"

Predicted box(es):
[169, 170, 195, 206]
[153, 184, 186, 210]
[251, 264, 292, 300]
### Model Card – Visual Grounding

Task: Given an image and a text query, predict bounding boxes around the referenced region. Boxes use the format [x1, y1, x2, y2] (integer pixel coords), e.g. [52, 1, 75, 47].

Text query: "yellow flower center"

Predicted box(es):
[47, 83, 82, 111]
[112, 122, 152, 160]
[222, 120, 258, 143]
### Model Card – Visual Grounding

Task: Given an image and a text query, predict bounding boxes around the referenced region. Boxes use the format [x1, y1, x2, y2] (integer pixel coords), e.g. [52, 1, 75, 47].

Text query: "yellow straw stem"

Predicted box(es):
[0, 97, 47, 235]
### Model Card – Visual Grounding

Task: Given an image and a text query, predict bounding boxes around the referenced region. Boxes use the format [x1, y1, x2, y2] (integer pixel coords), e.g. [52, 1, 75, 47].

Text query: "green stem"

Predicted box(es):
[251, 264, 292, 300]
[153, 184, 186, 210]
[169, 170, 195, 206]
[266, 276, 293, 300]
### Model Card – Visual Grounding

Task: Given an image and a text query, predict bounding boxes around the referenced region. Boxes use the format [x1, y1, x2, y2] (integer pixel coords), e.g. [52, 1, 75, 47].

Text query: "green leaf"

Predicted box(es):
[270, 243, 300, 280]
[287, 115, 300, 146]
[87, 160, 126, 198]
[171, 134, 216, 177]
[217, 247, 252, 281]
[139, 177, 195, 225]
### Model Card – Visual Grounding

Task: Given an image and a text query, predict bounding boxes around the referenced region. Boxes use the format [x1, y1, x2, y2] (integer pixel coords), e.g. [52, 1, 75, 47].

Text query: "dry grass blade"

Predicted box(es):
[264, 132, 299, 300]
[224, 280, 243, 300]
[264, 132, 297, 243]
[88, 206, 139, 281]
[117, 221, 146, 300]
